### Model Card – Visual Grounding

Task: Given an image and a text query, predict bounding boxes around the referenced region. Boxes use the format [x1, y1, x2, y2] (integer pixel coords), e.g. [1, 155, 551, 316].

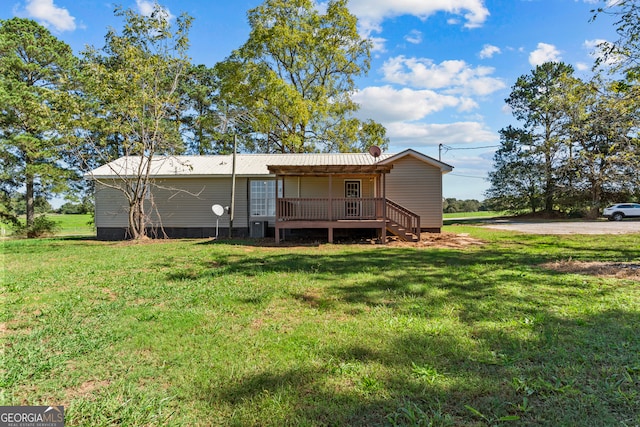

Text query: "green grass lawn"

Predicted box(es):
[1, 214, 95, 238]
[48, 214, 95, 236]
[443, 210, 508, 219]
[2, 228, 639, 426]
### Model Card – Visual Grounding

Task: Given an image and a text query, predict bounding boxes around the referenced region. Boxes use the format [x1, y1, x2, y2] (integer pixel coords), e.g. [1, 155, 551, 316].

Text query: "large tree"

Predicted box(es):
[505, 62, 575, 213]
[591, 0, 640, 203]
[179, 64, 225, 154]
[80, 4, 192, 239]
[593, 0, 640, 76]
[216, 0, 387, 153]
[485, 126, 545, 213]
[560, 76, 640, 215]
[0, 18, 78, 235]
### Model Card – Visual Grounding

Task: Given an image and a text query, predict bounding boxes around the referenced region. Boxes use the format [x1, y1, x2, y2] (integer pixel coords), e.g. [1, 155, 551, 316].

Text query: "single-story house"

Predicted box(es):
[87, 149, 453, 242]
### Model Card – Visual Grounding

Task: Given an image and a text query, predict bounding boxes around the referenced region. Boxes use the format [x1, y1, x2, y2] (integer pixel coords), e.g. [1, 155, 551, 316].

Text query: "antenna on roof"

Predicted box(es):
[368, 145, 381, 161]
[214, 107, 256, 238]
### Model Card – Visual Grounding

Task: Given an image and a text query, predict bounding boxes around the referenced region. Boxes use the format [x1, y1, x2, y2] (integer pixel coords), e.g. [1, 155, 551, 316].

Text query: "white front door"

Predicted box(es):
[345, 180, 361, 217]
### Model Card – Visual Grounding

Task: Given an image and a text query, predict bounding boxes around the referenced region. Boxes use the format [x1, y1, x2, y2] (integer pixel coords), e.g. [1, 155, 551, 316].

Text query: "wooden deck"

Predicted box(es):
[275, 198, 420, 243]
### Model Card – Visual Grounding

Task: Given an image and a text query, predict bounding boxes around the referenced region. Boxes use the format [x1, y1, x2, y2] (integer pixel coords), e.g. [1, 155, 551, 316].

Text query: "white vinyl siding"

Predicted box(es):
[282, 176, 375, 198]
[386, 156, 443, 229]
[94, 178, 249, 229]
[94, 181, 130, 228]
[92, 150, 449, 235]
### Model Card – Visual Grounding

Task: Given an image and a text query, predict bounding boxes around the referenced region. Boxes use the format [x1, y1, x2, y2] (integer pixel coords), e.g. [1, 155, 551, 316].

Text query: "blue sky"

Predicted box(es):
[2, 0, 619, 201]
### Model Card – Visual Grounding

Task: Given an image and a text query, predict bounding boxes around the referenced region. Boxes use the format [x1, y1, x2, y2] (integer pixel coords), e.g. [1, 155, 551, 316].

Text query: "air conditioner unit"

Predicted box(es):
[250, 220, 267, 238]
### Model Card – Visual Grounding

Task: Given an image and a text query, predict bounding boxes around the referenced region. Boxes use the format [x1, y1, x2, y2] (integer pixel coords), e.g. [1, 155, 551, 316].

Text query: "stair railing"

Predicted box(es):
[385, 199, 420, 239]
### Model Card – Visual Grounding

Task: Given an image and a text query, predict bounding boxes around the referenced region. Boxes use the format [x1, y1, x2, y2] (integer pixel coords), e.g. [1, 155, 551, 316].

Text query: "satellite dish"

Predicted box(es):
[212, 204, 224, 217]
[368, 145, 381, 158]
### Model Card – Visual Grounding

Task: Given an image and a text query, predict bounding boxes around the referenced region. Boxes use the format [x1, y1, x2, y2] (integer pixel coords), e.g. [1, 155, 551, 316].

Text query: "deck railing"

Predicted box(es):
[386, 199, 421, 237]
[276, 198, 384, 222]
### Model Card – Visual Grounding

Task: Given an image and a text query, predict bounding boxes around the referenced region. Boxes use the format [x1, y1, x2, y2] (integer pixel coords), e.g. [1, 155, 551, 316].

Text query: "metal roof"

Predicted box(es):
[87, 150, 452, 179]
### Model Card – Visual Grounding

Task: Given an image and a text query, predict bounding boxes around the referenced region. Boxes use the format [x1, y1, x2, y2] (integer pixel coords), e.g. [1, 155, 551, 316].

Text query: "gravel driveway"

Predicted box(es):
[480, 219, 640, 234]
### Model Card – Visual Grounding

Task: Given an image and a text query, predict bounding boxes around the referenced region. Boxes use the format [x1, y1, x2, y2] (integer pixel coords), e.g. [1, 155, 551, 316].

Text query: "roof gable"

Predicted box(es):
[379, 149, 453, 173]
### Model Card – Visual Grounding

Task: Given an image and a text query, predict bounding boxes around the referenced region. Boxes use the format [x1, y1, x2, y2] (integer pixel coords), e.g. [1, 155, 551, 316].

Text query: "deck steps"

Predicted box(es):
[386, 220, 419, 242]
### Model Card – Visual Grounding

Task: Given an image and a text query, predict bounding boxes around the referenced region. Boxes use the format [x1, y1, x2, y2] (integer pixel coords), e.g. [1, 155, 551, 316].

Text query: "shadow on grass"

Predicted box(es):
[171, 240, 640, 425]
[194, 308, 640, 426]
[6, 232, 638, 425]
[168, 235, 640, 286]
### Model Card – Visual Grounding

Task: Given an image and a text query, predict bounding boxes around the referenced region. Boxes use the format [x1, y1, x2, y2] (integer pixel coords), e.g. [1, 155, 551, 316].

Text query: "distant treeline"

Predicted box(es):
[442, 198, 487, 213]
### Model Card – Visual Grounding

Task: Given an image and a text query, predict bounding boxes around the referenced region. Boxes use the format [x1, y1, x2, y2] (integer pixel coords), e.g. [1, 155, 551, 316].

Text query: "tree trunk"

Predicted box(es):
[128, 199, 146, 240]
[543, 148, 554, 213]
[128, 202, 138, 239]
[25, 157, 35, 238]
[589, 181, 602, 220]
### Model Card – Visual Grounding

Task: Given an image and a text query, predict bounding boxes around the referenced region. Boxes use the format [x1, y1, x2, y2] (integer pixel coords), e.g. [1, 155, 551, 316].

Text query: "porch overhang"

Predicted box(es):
[267, 164, 393, 176]
[269, 162, 396, 244]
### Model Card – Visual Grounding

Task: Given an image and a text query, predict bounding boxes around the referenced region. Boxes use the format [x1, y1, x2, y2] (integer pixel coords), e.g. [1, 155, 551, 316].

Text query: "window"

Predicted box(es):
[250, 180, 281, 216]
[131, 182, 151, 200]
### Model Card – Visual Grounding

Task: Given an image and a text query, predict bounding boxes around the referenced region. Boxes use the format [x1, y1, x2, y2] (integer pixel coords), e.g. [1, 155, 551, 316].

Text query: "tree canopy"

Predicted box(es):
[504, 62, 575, 213]
[215, 0, 387, 153]
[79, 4, 193, 239]
[487, 62, 640, 216]
[0, 18, 79, 234]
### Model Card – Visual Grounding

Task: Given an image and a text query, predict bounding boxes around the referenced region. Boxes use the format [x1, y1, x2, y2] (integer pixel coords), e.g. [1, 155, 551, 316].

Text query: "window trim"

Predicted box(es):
[250, 179, 280, 217]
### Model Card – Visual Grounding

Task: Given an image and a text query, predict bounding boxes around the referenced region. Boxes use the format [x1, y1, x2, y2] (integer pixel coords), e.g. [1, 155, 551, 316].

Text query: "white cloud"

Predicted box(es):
[385, 121, 497, 148]
[479, 44, 501, 59]
[584, 38, 621, 66]
[529, 42, 561, 66]
[349, 0, 490, 39]
[370, 36, 387, 54]
[575, 62, 590, 72]
[136, 0, 156, 16]
[353, 86, 463, 123]
[584, 38, 608, 53]
[136, 0, 174, 20]
[24, 0, 76, 32]
[381, 55, 506, 96]
[404, 30, 423, 45]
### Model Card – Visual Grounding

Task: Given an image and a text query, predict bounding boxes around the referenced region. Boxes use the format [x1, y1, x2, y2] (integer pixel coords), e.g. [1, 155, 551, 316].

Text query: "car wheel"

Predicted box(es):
[612, 212, 624, 221]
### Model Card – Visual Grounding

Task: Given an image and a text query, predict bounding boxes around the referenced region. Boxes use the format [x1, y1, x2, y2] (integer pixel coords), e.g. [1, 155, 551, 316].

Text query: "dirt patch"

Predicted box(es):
[112, 236, 185, 246]
[386, 232, 485, 249]
[74, 379, 111, 397]
[481, 219, 640, 235]
[102, 288, 118, 301]
[541, 261, 640, 280]
[61, 379, 111, 406]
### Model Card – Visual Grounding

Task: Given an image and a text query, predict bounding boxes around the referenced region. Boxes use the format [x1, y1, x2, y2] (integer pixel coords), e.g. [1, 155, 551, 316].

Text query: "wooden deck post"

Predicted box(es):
[328, 175, 333, 242]
[328, 175, 333, 220]
[275, 174, 282, 243]
[382, 173, 387, 244]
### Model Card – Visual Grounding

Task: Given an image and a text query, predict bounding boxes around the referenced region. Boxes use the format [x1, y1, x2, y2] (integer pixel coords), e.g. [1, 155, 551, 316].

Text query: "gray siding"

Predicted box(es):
[386, 156, 443, 229]
[95, 177, 249, 229]
[95, 182, 129, 228]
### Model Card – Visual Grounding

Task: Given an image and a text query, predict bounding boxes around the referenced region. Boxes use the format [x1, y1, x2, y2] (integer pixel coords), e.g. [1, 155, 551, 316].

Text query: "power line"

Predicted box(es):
[442, 145, 500, 151]
[449, 173, 488, 180]
[438, 143, 500, 161]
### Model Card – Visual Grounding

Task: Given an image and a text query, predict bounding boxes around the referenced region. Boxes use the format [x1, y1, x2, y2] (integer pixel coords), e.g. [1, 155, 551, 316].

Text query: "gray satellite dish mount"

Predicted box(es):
[369, 145, 381, 160]
[211, 204, 225, 239]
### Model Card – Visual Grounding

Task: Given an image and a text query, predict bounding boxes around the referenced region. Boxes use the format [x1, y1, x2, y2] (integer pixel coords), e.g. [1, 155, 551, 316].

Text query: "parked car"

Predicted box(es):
[602, 203, 640, 221]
